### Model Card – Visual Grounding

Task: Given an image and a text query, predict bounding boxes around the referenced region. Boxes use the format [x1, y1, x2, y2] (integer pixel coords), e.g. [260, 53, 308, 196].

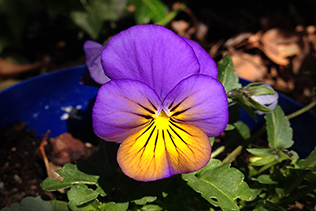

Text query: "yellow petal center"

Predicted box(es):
[117, 109, 211, 181]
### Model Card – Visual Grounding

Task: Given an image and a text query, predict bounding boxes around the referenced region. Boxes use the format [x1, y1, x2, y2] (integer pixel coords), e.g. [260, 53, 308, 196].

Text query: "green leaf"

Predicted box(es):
[129, 0, 167, 24]
[217, 54, 241, 93]
[133, 196, 157, 205]
[70, 0, 127, 39]
[245, 83, 277, 96]
[247, 148, 275, 156]
[265, 106, 294, 149]
[89, 0, 127, 21]
[1, 196, 69, 211]
[250, 155, 276, 166]
[42, 163, 99, 191]
[295, 146, 316, 169]
[70, 11, 103, 40]
[182, 159, 252, 211]
[209, 136, 215, 146]
[234, 121, 250, 140]
[68, 199, 101, 211]
[100, 202, 129, 211]
[253, 175, 278, 185]
[68, 184, 99, 206]
[225, 123, 235, 131]
[139, 204, 163, 211]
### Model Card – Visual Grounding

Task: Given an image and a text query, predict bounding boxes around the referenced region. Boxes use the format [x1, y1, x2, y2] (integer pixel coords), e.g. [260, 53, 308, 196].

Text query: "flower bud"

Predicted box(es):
[228, 83, 278, 117]
[250, 84, 278, 114]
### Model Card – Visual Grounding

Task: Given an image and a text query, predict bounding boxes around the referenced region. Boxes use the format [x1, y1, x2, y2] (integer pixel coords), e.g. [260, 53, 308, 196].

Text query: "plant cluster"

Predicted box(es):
[2, 53, 316, 211]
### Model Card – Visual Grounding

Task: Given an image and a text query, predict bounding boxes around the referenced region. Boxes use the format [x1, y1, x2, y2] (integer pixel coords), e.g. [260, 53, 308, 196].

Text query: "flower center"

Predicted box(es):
[154, 110, 170, 130]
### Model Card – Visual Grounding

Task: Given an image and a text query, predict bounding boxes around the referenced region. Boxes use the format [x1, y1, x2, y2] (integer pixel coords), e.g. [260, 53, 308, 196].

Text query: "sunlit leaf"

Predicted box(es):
[70, 0, 128, 39]
[68, 184, 99, 206]
[68, 198, 101, 211]
[133, 196, 157, 205]
[100, 202, 129, 211]
[41, 163, 99, 191]
[129, 0, 167, 24]
[249, 155, 276, 166]
[139, 204, 163, 211]
[182, 159, 252, 211]
[253, 175, 278, 185]
[247, 148, 275, 156]
[265, 106, 294, 149]
[217, 54, 241, 93]
[295, 146, 316, 169]
[70, 11, 103, 40]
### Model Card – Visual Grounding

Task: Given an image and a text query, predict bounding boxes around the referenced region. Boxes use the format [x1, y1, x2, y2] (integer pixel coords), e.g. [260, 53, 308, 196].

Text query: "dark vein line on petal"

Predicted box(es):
[139, 125, 156, 158]
[154, 129, 159, 153]
[169, 125, 195, 155]
[132, 112, 153, 120]
[148, 99, 158, 112]
[166, 129, 189, 164]
[168, 100, 174, 110]
[136, 121, 154, 140]
[169, 121, 192, 136]
[170, 97, 188, 112]
[172, 107, 192, 117]
[137, 103, 156, 114]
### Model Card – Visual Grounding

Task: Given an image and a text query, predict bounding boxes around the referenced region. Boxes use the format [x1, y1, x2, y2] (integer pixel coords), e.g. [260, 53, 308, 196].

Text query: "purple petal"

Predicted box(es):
[182, 38, 218, 79]
[93, 79, 162, 142]
[101, 25, 200, 100]
[163, 75, 228, 137]
[83, 40, 110, 85]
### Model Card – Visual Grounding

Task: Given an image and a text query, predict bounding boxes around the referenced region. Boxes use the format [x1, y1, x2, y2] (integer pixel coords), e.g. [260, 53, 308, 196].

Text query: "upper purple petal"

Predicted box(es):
[101, 25, 200, 100]
[83, 40, 110, 84]
[163, 74, 228, 137]
[182, 38, 218, 79]
[92, 79, 161, 142]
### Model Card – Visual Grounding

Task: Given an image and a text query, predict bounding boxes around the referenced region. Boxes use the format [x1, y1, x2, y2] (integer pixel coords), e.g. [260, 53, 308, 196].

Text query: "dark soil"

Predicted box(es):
[0, 122, 67, 208]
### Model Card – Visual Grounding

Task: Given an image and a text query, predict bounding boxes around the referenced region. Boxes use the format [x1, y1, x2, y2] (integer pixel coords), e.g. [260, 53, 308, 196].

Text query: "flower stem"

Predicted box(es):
[286, 98, 316, 120]
[211, 146, 225, 158]
[221, 126, 266, 165]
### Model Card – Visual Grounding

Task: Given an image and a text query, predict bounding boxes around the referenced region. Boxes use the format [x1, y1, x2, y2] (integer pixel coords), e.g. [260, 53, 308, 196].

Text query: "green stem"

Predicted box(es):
[221, 126, 267, 165]
[221, 145, 243, 164]
[211, 146, 225, 158]
[286, 98, 316, 120]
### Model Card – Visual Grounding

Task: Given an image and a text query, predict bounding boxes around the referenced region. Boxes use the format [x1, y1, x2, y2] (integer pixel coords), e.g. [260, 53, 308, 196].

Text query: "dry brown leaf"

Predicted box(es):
[48, 133, 86, 165]
[248, 28, 301, 66]
[261, 29, 300, 65]
[224, 32, 253, 48]
[231, 52, 267, 81]
[0, 58, 42, 76]
[171, 20, 191, 37]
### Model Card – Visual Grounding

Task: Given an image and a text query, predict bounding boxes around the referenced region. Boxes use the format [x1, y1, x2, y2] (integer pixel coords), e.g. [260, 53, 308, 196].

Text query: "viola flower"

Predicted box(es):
[90, 25, 229, 181]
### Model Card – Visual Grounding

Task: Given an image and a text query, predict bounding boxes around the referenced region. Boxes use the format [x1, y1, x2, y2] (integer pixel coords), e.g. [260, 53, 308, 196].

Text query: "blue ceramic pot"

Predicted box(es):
[0, 66, 315, 157]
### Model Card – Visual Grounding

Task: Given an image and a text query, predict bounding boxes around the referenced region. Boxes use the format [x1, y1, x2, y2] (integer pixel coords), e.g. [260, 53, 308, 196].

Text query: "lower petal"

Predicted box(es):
[117, 120, 211, 181]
